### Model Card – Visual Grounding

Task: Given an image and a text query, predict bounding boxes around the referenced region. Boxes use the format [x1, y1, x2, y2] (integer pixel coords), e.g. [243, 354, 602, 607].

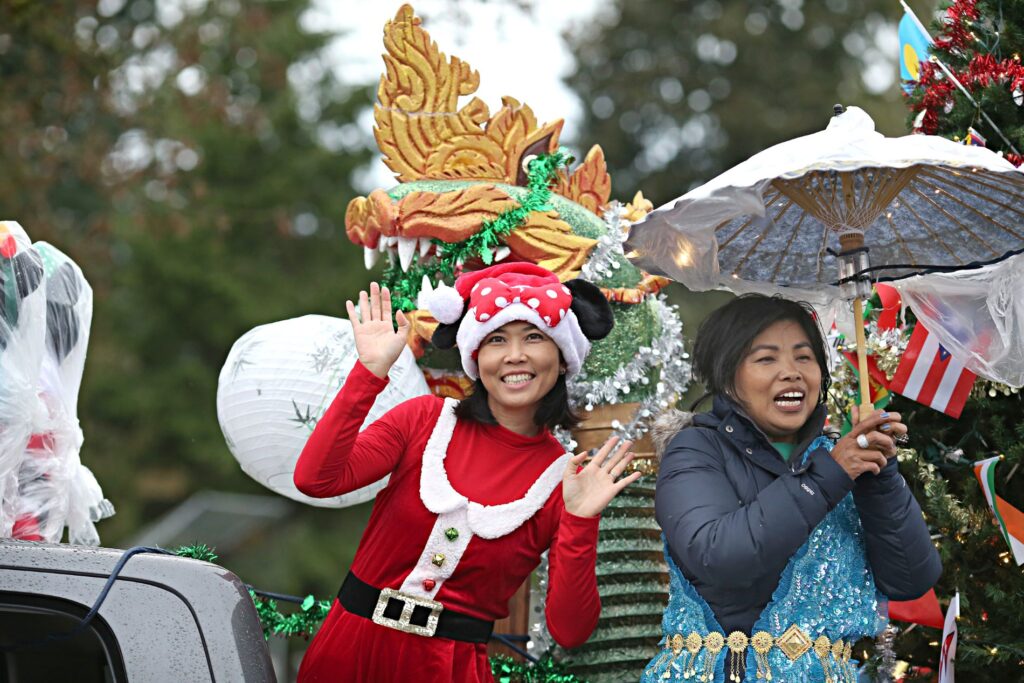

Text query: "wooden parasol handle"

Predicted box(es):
[840, 232, 874, 423]
[852, 297, 874, 422]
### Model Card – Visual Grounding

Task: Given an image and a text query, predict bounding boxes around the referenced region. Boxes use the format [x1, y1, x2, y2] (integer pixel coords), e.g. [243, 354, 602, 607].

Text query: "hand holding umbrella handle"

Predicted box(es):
[834, 410, 906, 479]
[849, 407, 908, 459]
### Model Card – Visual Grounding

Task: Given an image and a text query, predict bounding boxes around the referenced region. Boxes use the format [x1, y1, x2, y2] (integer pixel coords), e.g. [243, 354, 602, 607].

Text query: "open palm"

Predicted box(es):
[346, 282, 411, 379]
[562, 437, 642, 518]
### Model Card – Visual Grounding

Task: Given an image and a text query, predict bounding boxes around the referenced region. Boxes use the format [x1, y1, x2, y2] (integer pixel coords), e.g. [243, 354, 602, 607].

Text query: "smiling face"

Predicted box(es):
[476, 321, 564, 428]
[733, 320, 823, 443]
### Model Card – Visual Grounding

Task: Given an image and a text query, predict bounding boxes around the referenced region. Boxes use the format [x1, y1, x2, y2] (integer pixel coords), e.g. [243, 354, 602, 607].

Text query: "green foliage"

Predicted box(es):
[880, 390, 1024, 678]
[565, 0, 909, 205]
[174, 543, 219, 563]
[250, 589, 332, 640]
[491, 654, 588, 683]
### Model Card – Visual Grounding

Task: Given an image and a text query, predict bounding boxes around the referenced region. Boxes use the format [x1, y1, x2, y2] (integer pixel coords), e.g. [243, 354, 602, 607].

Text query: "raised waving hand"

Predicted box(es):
[345, 282, 411, 379]
[562, 437, 643, 518]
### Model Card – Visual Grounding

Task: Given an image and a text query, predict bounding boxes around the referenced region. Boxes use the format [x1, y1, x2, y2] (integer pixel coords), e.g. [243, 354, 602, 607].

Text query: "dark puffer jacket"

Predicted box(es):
[654, 395, 942, 636]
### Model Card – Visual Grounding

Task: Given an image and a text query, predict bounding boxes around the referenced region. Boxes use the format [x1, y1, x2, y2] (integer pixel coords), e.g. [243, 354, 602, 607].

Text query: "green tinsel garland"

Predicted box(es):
[173, 543, 218, 563]
[249, 591, 332, 640]
[382, 149, 573, 311]
[491, 654, 587, 683]
[172, 543, 331, 639]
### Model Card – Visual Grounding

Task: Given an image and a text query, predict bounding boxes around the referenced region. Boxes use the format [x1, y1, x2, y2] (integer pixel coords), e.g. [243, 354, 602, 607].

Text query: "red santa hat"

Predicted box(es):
[420, 262, 613, 380]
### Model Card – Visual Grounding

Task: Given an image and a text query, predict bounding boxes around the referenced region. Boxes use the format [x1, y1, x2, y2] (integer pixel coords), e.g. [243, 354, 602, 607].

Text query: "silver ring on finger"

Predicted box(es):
[856, 434, 870, 449]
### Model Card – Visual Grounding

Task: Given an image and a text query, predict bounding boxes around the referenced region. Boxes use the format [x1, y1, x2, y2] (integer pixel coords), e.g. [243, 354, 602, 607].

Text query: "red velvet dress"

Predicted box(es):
[293, 361, 601, 682]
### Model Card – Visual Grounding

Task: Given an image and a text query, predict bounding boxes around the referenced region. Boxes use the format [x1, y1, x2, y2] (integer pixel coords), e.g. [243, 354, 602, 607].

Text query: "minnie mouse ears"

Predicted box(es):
[563, 279, 614, 340]
[422, 263, 613, 380]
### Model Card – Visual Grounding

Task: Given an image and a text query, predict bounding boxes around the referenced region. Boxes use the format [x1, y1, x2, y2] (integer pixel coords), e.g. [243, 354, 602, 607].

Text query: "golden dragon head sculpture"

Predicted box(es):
[345, 4, 667, 398]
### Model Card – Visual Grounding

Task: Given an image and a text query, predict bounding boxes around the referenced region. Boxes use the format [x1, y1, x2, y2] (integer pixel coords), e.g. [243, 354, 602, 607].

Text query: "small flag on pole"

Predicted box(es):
[899, 8, 932, 93]
[964, 127, 987, 147]
[938, 592, 959, 683]
[890, 589, 945, 629]
[973, 456, 1024, 565]
[890, 323, 976, 418]
[874, 283, 902, 331]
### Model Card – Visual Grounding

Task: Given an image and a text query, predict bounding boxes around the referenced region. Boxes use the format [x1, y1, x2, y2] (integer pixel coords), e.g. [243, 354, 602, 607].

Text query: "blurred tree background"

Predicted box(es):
[0, 0, 376, 597]
[564, 0, 915, 205]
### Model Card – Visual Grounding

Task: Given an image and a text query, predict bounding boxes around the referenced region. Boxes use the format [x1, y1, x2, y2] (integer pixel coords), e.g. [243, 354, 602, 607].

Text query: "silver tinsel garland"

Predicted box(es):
[572, 199, 692, 442]
[526, 551, 556, 654]
[578, 202, 629, 283]
[564, 295, 691, 444]
[873, 624, 899, 682]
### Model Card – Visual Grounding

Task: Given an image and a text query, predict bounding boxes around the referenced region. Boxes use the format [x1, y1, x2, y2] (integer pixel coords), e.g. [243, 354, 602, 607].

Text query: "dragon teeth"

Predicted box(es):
[397, 236, 417, 271]
[364, 246, 380, 270]
[415, 275, 435, 310]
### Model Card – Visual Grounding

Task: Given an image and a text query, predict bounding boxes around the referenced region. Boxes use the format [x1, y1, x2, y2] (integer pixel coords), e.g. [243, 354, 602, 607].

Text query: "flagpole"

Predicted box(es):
[899, 0, 932, 39]
[899, 0, 1022, 155]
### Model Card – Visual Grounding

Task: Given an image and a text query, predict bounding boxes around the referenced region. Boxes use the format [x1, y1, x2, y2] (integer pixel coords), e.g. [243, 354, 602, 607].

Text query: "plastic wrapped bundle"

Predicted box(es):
[15, 241, 113, 544]
[896, 253, 1024, 388]
[0, 222, 113, 544]
[0, 221, 47, 538]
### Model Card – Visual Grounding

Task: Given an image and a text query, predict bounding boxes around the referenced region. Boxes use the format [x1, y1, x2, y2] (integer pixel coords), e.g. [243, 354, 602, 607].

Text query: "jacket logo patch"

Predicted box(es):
[801, 483, 815, 496]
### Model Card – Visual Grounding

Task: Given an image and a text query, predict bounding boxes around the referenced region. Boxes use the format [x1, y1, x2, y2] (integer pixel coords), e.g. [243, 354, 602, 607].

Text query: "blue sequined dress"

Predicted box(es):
[641, 437, 887, 683]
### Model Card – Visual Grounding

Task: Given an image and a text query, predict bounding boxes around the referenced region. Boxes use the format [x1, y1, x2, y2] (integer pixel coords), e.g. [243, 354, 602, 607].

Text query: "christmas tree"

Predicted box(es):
[898, 2, 1024, 679]
[888, 389, 1024, 680]
[906, 0, 1024, 166]
[828, 294, 1024, 680]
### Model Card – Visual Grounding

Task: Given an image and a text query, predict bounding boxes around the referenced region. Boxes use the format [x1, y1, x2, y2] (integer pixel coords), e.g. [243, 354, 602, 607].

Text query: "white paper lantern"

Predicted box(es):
[216, 314, 429, 508]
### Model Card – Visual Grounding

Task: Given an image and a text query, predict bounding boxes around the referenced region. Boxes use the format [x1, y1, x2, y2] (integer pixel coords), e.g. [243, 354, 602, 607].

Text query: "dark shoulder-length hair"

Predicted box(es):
[454, 373, 580, 432]
[691, 293, 831, 402]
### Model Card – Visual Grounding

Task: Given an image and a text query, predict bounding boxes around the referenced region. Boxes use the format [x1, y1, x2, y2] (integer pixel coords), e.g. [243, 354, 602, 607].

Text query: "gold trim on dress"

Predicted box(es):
[651, 626, 858, 683]
[777, 624, 813, 661]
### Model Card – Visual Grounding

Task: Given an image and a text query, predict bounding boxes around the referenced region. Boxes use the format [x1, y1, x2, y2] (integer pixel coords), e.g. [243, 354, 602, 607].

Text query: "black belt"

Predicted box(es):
[338, 572, 494, 643]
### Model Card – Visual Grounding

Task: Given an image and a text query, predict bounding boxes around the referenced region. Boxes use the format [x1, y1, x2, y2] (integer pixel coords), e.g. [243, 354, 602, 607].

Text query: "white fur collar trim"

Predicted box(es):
[420, 398, 571, 539]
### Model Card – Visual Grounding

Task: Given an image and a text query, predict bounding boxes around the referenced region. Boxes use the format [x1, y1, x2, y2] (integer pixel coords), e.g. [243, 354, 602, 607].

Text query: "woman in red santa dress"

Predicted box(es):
[294, 262, 640, 682]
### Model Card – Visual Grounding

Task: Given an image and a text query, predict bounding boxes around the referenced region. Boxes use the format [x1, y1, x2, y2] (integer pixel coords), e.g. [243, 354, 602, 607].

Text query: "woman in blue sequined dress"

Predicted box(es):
[643, 294, 941, 682]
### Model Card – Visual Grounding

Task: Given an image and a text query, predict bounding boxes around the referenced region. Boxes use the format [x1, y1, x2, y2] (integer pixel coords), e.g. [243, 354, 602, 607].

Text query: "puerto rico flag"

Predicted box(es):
[890, 323, 976, 418]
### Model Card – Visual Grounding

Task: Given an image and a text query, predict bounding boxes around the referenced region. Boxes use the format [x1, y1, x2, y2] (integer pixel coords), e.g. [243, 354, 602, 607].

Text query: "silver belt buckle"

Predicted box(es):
[371, 587, 443, 637]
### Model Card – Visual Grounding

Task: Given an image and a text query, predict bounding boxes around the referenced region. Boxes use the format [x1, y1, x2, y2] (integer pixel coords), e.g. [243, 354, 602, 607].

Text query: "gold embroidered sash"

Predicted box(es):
[644, 624, 857, 682]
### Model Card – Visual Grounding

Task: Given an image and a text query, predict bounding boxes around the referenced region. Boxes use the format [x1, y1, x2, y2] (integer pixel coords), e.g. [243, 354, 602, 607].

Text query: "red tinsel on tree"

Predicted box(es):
[963, 54, 1024, 91]
[911, 61, 954, 134]
[934, 0, 981, 53]
[907, 0, 1024, 168]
